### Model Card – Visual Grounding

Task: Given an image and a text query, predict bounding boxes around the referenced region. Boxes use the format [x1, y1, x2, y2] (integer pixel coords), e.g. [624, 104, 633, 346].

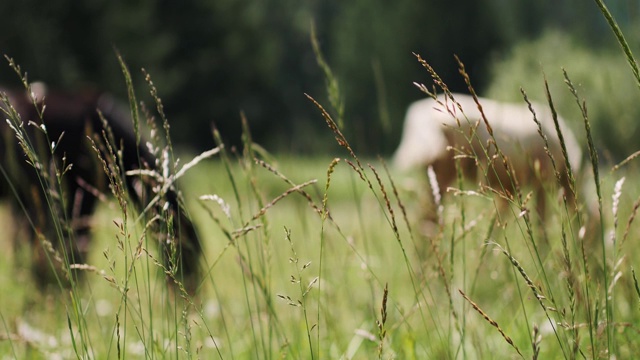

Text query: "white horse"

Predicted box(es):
[393, 93, 582, 219]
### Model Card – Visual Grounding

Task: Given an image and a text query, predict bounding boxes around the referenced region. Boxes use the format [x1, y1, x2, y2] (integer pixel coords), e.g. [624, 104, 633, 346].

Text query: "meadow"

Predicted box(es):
[3, 2, 640, 358]
[2, 78, 640, 359]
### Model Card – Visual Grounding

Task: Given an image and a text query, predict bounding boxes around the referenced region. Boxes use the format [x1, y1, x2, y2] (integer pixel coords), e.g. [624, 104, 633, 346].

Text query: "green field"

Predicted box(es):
[2, 134, 640, 359]
[3, 4, 640, 355]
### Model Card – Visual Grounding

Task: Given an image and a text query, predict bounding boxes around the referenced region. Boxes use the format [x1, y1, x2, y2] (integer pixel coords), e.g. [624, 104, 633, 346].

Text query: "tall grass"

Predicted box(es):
[2, 9, 640, 358]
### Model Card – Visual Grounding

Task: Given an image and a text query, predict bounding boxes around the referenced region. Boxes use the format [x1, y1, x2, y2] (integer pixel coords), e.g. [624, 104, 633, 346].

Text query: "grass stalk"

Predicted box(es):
[564, 68, 605, 358]
[592, 0, 640, 93]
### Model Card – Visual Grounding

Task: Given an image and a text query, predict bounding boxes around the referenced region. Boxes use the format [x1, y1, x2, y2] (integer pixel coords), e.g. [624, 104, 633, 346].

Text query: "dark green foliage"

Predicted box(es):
[0, 0, 637, 155]
[0, 0, 498, 155]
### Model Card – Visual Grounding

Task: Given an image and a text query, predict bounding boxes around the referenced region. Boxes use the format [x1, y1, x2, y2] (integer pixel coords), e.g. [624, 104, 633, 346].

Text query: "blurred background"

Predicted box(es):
[1, 0, 639, 160]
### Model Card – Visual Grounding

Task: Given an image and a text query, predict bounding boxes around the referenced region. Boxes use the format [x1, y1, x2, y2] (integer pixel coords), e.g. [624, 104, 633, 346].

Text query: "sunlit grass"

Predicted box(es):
[3, 145, 640, 358]
[3, 4, 640, 354]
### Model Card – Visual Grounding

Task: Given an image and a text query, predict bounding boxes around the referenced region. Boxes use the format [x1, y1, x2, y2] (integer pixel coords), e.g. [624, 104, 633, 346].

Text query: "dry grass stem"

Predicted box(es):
[459, 289, 523, 358]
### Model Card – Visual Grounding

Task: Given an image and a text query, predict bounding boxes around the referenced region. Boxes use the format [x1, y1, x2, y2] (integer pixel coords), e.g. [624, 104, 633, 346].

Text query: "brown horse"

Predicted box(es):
[393, 93, 582, 223]
[0, 83, 201, 291]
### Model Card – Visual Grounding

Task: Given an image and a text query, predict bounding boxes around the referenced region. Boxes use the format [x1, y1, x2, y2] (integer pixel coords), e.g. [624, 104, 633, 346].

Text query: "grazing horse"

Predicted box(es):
[393, 93, 582, 222]
[0, 83, 201, 291]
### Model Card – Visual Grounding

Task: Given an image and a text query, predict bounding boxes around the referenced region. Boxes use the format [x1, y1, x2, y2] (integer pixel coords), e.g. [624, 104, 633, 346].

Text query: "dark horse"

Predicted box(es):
[0, 83, 201, 292]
